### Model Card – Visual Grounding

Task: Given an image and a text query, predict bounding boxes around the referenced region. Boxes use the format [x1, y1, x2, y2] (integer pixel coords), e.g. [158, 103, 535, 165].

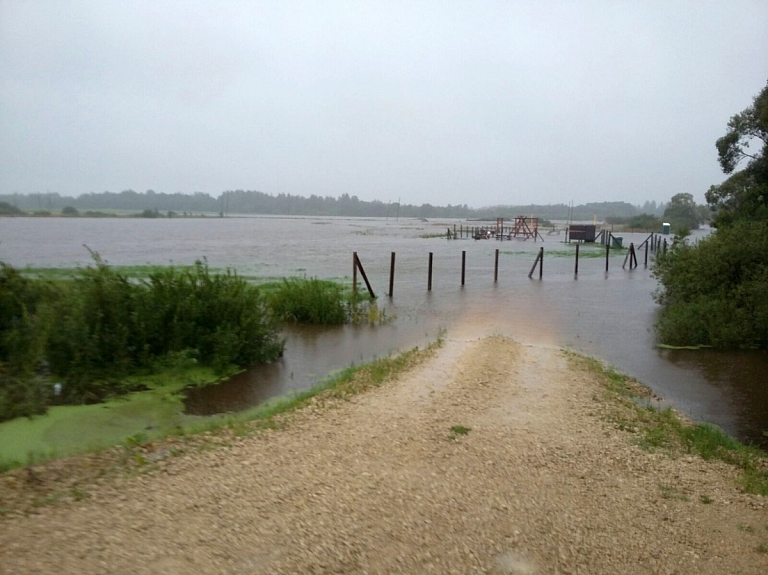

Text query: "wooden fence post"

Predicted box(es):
[353, 253, 376, 299]
[461, 250, 466, 286]
[494, 248, 499, 282]
[428, 252, 433, 291]
[388, 252, 396, 297]
[353, 251, 358, 294]
[574, 243, 580, 276]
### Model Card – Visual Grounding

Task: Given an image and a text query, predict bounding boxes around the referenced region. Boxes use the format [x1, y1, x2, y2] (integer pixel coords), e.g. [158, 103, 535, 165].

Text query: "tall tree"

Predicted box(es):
[706, 82, 768, 226]
[663, 193, 699, 231]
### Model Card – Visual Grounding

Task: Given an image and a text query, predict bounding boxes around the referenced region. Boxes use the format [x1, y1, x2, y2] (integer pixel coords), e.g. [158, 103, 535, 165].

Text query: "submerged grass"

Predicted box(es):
[500, 245, 625, 258]
[568, 352, 768, 496]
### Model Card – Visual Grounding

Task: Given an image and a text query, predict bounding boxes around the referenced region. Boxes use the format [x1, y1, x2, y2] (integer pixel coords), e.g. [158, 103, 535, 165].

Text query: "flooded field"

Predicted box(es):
[2, 216, 766, 448]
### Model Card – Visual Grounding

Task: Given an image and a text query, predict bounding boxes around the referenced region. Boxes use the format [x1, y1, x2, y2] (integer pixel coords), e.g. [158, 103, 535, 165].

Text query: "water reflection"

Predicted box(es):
[661, 349, 768, 447]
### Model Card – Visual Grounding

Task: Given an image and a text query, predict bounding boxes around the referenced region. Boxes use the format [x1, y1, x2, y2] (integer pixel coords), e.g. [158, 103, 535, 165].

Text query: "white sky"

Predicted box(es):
[1, 1, 766, 207]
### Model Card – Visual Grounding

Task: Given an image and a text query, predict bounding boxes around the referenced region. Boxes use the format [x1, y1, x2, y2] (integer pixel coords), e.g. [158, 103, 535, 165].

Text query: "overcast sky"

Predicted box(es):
[1, 1, 766, 207]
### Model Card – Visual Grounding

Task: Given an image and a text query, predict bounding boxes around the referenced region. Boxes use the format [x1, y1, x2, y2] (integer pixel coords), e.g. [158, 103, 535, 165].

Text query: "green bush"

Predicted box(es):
[138, 262, 284, 371]
[0, 258, 286, 415]
[268, 278, 350, 325]
[653, 220, 768, 349]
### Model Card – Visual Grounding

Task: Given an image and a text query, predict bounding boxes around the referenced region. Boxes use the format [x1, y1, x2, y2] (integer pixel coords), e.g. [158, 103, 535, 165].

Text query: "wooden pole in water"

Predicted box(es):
[354, 253, 376, 299]
[388, 252, 396, 297]
[428, 252, 433, 291]
[605, 243, 610, 272]
[644, 240, 649, 267]
[353, 251, 358, 294]
[574, 243, 580, 276]
[528, 249, 541, 278]
[461, 250, 466, 286]
[494, 248, 499, 282]
[539, 247, 543, 279]
[663, 238, 667, 255]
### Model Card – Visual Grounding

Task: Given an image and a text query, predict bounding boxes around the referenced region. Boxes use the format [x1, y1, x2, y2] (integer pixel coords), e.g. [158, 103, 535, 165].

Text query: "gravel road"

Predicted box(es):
[1, 333, 766, 574]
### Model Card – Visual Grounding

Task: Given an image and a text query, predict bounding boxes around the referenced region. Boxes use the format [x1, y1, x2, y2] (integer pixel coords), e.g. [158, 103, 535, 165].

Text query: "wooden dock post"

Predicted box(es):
[428, 252, 433, 291]
[663, 238, 667, 255]
[605, 243, 610, 272]
[461, 250, 466, 286]
[574, 243, 580, 276]
[494, 248, 499, 282]
[388, 252, 396, 297]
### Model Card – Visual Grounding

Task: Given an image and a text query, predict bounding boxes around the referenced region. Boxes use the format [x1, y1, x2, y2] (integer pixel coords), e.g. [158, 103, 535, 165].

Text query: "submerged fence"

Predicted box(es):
[352, 232, 666, 298]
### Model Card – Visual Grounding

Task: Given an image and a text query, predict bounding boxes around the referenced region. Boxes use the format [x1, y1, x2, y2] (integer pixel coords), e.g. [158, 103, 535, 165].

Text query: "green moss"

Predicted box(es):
[0, 366, 220, 466]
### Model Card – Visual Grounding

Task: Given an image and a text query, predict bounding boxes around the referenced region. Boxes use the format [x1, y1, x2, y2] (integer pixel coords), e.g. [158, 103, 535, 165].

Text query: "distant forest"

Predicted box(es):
[0, 189, 668, 221]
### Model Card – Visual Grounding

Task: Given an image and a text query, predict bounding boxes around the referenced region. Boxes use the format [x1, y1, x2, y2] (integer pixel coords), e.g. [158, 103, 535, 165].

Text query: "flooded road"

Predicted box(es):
[2, 216, 766, 447]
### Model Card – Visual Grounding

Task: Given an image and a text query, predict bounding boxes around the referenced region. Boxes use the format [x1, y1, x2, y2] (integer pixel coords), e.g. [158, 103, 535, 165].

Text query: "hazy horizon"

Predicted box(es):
[2, 2, 766, 206]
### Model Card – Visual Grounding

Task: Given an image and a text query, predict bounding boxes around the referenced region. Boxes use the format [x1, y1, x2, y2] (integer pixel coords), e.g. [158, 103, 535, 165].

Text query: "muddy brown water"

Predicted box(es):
[3, 216, 767, 448]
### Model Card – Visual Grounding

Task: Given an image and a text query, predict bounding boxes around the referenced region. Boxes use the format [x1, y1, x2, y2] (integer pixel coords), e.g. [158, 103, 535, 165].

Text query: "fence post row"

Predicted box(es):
[355, 238, 656, 295]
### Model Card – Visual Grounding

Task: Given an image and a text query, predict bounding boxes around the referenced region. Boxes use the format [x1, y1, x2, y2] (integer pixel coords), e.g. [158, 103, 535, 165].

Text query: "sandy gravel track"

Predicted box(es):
[1, 334, 766, 574]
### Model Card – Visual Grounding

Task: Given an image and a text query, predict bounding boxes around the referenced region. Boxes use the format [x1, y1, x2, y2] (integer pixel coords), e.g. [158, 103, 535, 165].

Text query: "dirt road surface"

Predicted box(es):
[1, 330, 766, 574]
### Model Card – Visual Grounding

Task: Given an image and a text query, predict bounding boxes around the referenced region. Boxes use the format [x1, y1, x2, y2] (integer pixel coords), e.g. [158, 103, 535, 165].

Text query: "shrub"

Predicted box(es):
[653, 220, 768, 349]
[268, 278, 350, 325]
[4, 257, 288, 406]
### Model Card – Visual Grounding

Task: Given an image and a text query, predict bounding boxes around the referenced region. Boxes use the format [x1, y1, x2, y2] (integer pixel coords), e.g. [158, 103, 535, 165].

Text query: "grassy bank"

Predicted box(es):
[569, 352, 768, 496]
[0, 338, 441, 514]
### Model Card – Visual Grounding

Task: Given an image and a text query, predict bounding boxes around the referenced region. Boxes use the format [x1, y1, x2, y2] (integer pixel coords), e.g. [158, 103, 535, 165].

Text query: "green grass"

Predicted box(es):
[450, 425, 471, 435]
[19, 264, 206, 281]
[266, 277, 387, 325]
[569, 352, 768, 496]
[659, 484, 690, 501]
[500, 245, 624, 258]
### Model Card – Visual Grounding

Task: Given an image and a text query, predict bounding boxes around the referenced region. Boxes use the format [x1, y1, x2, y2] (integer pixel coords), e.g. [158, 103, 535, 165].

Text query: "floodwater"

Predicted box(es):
[2, 216, 767, 448]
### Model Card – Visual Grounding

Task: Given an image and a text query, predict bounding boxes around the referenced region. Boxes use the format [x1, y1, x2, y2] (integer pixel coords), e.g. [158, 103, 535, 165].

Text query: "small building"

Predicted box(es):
[662, 222, 671, 234]
[569, 224, 596, 242]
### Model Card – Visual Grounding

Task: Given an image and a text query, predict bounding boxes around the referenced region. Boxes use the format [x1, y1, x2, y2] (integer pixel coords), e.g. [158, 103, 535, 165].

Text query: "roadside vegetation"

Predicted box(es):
[0, 257, 392, 425]
[570, 352, 768, 495]
[0, 257, 284, 422]
[653, 80, 768, 350]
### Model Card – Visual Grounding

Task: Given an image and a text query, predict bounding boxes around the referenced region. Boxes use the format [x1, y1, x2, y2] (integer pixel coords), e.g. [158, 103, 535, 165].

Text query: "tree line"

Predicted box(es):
[3, 188, 659, 222]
